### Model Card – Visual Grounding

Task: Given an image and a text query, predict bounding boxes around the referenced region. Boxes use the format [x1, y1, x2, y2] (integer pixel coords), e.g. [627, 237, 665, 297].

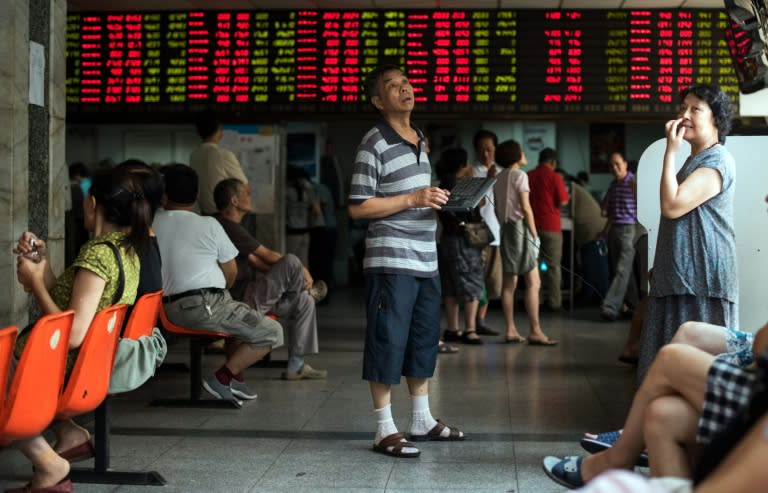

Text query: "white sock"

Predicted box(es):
[409, 395, 463, 439]
[409, 395, 438, 435]
[374, 404, 419, 455]
[374, 404, 399, 444]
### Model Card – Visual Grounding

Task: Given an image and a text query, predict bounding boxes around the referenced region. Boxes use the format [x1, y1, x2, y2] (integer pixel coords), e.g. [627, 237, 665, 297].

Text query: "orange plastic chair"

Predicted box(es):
[69, 292, 167, 486]
[157, 303, 233, 406]
[0, 326, 19, 404]
[55, 304, 127, 420]
[122, 290, 162, 340]
[0, 310, 74, 441]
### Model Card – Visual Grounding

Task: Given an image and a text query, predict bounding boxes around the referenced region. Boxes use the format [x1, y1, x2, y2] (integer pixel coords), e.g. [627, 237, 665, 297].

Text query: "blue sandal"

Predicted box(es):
[581, 430, 649, 467]
[542, 455, 585, 489]
[580, 430, 621, 454]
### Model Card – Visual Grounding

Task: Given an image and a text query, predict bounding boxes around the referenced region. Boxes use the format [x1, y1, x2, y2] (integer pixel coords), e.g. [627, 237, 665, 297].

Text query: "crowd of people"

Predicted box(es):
[5, 63, 764, 492]
[350, 65, 764, 491]
[6, 113, 332, 491]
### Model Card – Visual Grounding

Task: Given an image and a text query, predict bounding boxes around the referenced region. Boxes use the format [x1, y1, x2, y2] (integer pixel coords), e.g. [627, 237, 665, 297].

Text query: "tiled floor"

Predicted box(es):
[0, 288, 639, 492]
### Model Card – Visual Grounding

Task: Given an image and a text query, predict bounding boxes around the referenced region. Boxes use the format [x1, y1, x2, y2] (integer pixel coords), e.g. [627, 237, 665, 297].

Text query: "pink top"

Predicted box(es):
[494, 168, 529, 224]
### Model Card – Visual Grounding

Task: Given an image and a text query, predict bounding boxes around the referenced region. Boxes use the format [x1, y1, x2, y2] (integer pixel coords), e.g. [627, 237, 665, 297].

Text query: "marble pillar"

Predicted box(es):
[0, 0, 67, 327]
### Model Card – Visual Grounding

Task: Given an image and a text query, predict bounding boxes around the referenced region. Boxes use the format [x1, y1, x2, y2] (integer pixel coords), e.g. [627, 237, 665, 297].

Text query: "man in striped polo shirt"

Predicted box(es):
[348, 65, 465, 458]
[599, 152, 643, 321]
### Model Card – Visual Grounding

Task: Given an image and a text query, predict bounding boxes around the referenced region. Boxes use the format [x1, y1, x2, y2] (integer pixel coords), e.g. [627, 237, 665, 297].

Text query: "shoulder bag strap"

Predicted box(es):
[96, 241, 125, 305]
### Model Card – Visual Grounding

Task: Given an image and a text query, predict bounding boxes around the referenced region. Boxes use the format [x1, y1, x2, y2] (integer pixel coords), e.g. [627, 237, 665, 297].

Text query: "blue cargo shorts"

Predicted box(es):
[362, 273, 441, 384]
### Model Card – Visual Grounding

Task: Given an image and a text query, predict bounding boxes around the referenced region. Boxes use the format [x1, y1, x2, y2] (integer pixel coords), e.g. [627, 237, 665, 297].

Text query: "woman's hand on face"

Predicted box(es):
[665, 118, 686, 153]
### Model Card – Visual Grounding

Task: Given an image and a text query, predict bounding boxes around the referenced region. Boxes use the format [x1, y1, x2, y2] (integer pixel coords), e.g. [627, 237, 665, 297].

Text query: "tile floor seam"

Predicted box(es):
[247, 439, 293, 493]
[295, 372, 347, 434]
[109, 427, 582, 442]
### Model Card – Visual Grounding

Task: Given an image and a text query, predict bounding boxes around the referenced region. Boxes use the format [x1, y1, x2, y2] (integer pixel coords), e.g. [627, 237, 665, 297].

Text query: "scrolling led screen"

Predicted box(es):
[66, 9, 740, 119]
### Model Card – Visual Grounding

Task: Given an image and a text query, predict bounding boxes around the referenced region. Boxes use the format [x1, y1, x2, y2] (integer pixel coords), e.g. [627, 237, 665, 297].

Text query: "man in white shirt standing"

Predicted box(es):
[469, 129, 502, 337]
[190, 109, 249, 215]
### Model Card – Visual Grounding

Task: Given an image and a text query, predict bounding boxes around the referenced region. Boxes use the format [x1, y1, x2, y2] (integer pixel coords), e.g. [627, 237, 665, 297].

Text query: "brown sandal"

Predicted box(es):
[409, 419, 465, 441]
[527, 336, 559, 346]
[372, 432, 421, 458]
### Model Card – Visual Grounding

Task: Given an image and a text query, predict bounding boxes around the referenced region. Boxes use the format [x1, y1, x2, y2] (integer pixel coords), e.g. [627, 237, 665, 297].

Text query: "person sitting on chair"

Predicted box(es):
[8, 166, 151, 493]
[213, 178, 327, 380]
[153, 164, 283, 407]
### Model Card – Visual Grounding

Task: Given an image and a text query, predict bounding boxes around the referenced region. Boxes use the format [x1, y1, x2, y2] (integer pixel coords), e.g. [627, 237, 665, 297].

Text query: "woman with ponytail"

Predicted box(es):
[7, 166, 151, 493]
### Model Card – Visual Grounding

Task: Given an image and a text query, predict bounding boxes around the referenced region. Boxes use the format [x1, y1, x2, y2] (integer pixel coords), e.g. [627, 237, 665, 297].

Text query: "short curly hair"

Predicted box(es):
[680, 84, 734, 144]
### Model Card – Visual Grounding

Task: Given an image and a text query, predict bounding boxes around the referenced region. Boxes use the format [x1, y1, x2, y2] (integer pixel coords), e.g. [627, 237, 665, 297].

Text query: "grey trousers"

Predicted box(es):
[602, 224, 641, 315]
[242, 253, 318, 356]
[539, 230, 563, 309]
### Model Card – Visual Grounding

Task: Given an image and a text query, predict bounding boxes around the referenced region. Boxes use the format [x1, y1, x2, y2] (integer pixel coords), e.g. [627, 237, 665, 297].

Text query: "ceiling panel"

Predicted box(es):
[560, 0, 623, 7]
[438, 0, 500, 7]
[498, 0, 561, 8]
[246, 0, 318, 6]
[681, 0, 728, 6]
[621, 0, 686, 7]
[372, 0, 439, 6]
[66, 0, 727, 10]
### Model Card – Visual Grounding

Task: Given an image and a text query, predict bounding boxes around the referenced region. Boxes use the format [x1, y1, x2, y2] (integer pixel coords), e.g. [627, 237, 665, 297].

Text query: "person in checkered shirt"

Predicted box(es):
[543, 321, 768, 489]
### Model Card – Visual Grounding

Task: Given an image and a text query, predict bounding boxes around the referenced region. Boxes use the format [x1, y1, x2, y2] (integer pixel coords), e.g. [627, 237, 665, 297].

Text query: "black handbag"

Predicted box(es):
[461, 221, 494, 248]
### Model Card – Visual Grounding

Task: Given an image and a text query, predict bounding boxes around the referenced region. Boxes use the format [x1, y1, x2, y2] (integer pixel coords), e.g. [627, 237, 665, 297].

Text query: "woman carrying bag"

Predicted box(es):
[494, 139, 558, 346]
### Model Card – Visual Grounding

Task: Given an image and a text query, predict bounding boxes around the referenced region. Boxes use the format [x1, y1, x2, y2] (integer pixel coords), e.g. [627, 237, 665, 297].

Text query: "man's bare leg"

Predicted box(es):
[225, 341, 271, 374]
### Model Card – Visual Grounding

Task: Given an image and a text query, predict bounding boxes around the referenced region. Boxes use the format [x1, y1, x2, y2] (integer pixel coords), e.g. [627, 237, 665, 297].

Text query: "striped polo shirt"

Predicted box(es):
[605, 171, 638, 225]
[348, 121, 438, 277]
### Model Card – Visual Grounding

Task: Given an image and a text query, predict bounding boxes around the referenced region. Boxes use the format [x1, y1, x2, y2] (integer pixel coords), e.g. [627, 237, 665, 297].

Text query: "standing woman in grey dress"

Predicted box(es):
[638, 84, 738, 380]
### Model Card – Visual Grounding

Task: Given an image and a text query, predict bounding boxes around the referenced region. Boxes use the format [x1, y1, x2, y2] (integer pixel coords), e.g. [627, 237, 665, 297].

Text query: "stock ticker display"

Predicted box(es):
[65, 9, 740, 120]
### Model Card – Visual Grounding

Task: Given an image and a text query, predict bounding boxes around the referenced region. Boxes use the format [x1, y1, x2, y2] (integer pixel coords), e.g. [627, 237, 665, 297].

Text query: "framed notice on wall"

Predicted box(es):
[590, 123, 625, 174]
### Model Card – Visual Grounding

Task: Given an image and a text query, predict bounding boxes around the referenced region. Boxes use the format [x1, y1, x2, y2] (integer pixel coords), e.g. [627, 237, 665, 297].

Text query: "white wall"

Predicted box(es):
[66, 124, 199, 168]
[637, 136, 768, 332]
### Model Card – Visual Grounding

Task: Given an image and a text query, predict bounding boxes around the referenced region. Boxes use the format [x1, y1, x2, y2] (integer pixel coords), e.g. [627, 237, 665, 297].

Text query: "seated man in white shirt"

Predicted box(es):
[153, 164, 283, 407]
[213, 178, 327, 380]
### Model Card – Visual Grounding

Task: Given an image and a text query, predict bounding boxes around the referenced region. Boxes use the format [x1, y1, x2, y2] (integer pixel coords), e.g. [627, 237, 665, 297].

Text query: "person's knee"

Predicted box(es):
[671, 321, 699, 345]
[526, 274, 541, 291]
[282, 253, 304, 271]
[652, 344, 692, 374]
[243, 310, 284, 348]
[297, 291, 315, 316]
[265, 317, 284, 343]
[644, 397, 677, 439]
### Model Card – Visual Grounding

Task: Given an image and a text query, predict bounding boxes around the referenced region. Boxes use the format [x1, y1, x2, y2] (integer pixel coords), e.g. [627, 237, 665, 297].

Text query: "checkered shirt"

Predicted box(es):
[697, 359, 756, 444]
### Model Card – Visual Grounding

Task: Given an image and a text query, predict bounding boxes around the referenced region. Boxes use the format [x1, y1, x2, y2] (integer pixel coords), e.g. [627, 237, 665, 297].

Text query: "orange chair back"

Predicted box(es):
[0, 326, 19, 405]
[56, 305, 126, 420]
[159, 302, 230, 338]
[0, 311, 74, 441]
[122, 290, 162, 340]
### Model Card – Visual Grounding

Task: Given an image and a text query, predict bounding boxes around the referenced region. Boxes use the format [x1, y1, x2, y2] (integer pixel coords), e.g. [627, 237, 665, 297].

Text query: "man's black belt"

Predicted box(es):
[162, 288, 224, 304]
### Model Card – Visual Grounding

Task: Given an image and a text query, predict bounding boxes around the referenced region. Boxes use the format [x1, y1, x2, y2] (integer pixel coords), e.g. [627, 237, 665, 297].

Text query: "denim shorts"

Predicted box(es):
[362, 273, 441, 384]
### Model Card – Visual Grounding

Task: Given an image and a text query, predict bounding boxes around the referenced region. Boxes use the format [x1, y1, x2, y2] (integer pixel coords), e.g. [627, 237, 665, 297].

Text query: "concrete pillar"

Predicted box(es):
[0, 0, 67, 327]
